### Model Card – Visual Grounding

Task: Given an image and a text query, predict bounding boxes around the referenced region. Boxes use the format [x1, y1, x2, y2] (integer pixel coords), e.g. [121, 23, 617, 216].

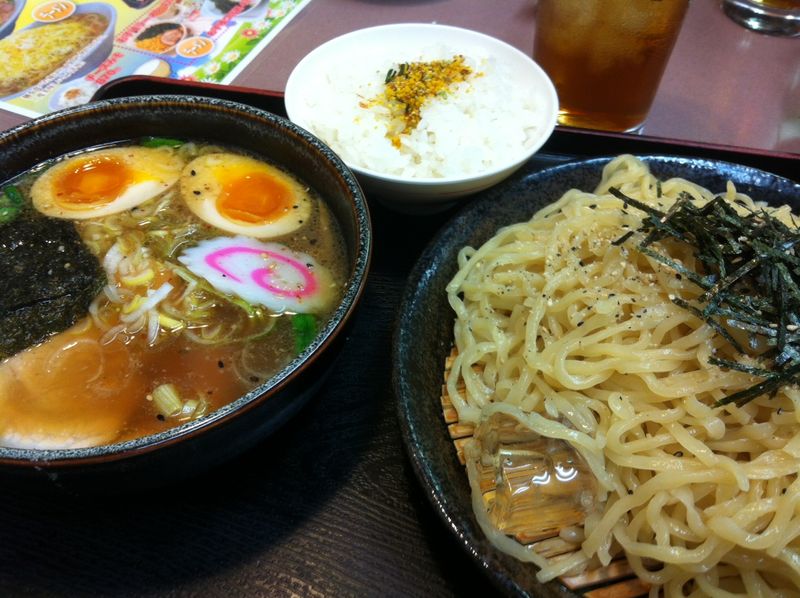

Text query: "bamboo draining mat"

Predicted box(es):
[440, 351, 649, 598]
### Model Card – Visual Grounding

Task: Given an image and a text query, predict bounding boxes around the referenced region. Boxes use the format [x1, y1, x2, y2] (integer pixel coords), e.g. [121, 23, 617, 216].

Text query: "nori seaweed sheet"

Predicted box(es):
[0, 217, 106, 359]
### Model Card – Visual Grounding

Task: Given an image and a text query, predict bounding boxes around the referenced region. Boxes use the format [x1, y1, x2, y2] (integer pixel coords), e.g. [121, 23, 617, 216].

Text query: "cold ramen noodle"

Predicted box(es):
[445, 155, 800, 596]
[0, 140, 347, 450]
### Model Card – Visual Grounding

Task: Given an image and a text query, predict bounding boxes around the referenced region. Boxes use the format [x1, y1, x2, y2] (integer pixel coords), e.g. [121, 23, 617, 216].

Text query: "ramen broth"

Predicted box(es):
[0, 140, 348, 449]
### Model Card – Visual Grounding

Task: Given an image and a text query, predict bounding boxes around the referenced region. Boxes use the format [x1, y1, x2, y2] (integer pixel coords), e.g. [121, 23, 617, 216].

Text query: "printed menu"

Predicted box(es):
[0, 0, 311, 117]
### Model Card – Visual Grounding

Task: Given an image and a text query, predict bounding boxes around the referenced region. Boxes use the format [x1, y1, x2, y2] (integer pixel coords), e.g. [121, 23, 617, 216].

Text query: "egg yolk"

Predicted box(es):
[216, 168, 293, 224]
[56, 156, 136, 205]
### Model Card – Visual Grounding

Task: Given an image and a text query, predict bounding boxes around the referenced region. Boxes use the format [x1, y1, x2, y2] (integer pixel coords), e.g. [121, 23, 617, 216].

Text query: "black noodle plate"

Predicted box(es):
[393, 156, 800, 597]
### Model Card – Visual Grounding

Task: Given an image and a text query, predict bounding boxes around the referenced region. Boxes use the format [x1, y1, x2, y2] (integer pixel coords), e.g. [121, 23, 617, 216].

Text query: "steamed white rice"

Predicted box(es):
[300, 46, 547, 179]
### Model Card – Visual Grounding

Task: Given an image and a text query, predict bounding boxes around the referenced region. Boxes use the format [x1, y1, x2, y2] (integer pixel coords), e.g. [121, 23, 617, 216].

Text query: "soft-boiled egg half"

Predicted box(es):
[31, 146, 185, 219]
[180, 152, 312, 239]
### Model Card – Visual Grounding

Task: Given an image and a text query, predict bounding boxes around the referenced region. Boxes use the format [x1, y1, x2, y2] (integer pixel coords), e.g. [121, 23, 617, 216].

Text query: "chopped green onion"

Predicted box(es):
[177, 397, 210, 421]
[152, 383, 183, 417]
[179, 398, 198, 419]
[168, 263, 260, 317]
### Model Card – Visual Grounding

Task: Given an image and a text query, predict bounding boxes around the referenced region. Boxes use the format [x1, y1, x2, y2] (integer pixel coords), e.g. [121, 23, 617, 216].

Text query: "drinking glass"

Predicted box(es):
[721, 0, 800, 36]
[533, 0, 689, 133]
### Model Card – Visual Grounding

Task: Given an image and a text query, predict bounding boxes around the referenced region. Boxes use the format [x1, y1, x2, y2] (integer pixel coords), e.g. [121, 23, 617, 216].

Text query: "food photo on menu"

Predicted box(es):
[0, 0, 310, 117]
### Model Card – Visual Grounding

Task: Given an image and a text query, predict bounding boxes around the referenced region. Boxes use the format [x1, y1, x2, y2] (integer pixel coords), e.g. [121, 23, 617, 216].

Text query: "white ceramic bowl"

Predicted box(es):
[285, 23, 559, 214]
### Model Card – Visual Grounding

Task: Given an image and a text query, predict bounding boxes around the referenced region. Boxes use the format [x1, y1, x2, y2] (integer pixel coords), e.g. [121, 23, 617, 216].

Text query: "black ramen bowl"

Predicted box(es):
[0, 95, 372, 492]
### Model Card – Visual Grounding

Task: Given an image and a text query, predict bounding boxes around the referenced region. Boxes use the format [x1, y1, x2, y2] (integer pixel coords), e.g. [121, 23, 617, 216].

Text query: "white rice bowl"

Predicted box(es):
[285, 24, 558, 212]
[305, 50, 540, 179]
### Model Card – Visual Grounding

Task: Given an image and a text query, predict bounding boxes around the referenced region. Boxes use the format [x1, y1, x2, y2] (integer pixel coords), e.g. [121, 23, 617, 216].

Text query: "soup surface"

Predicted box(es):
[0, 139, 348, 449]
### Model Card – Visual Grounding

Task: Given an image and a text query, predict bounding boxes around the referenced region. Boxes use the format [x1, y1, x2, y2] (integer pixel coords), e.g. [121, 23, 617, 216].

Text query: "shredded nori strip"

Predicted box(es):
[0, 217, 106, 359]
[384, 63, 409, 84]
[613, 186, 800, 407]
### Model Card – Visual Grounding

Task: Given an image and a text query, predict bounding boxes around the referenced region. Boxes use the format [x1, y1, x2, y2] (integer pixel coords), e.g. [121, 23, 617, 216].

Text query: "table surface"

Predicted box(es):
[1, 1, 799, 597]
[1, 0, 799, 155]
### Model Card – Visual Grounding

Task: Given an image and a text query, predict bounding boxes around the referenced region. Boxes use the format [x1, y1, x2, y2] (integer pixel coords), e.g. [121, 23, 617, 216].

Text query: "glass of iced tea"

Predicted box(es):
[721, 0, 800, 36]
[533, 0, 689, 133]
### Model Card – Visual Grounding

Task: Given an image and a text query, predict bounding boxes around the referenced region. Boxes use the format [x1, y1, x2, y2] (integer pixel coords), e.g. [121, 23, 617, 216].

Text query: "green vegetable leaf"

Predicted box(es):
[141, 137, 184, 148]
[0, 206, 18, 224]
[0, 185, 24, 225]
[291, 313, 317, 354]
